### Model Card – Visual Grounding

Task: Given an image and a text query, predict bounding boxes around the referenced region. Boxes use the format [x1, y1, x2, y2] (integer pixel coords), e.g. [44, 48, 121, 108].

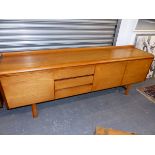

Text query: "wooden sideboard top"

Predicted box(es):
[0, 45, 154, 75]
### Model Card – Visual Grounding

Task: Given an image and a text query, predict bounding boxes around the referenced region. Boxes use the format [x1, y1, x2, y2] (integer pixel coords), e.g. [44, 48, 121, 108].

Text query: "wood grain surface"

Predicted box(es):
[55, 84, 92, 99]
[0, 45, 153, 76]
[0, 70, 54, 108]
[93, 61, 126, 91]
[55, 75, 93, 90]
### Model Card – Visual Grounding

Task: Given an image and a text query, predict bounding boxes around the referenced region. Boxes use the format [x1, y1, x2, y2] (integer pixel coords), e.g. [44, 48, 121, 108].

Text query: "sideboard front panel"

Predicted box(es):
[92, 62, 126, 91]
[1, 71, 54, 108]
[122, 59, 152, 85]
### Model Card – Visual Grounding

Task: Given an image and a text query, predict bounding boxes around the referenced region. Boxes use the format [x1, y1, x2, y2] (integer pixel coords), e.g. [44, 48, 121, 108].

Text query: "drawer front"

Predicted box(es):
[53, 65, 95, 80]
[122, 59, 153, 85]
[55, 84, 92, 99]
[0, 71, 54, 108]
[55, 75, 93, 90]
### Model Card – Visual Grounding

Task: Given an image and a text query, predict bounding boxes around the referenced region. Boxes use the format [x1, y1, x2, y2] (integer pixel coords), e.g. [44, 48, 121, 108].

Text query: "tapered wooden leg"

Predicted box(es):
[0, 93, 3, 108]
[0, 100, 3, 108]
[31, 104, 38, 118]
[124, 84, 131, 95]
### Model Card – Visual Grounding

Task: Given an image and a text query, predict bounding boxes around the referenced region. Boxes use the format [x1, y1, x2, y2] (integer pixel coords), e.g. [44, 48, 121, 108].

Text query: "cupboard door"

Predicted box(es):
[92, 62, 126, 91]
[122, 59, 153, 85]
[0, 71, 54, 108]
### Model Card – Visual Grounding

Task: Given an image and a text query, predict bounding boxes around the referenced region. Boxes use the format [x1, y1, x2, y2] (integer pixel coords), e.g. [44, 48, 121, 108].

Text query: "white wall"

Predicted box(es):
[116, 19, 138, 46]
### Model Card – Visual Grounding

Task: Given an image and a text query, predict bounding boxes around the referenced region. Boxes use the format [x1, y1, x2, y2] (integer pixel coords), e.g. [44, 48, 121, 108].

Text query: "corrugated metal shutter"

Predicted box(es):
[0, 19, 118, 53]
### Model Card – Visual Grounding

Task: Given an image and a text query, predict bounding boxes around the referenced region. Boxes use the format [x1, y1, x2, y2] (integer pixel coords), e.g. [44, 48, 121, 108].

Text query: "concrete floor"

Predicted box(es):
[0, 79, 155, 135]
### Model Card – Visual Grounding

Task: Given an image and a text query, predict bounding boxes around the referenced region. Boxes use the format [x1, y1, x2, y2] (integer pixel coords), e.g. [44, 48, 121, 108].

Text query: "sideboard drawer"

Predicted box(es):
[55, 75, 93, 90]
[0, 71, 54, 108]
[53, 65, 95, 80]
[55, 84, 92, 99]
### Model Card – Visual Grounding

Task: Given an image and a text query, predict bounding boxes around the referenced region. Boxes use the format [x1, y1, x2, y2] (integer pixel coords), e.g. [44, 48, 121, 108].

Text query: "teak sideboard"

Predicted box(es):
[0, 45, 154, 118]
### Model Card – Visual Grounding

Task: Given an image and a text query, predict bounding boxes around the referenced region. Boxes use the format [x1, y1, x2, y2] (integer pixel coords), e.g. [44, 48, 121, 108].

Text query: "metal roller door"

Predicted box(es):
[0, 19, 119, 53]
